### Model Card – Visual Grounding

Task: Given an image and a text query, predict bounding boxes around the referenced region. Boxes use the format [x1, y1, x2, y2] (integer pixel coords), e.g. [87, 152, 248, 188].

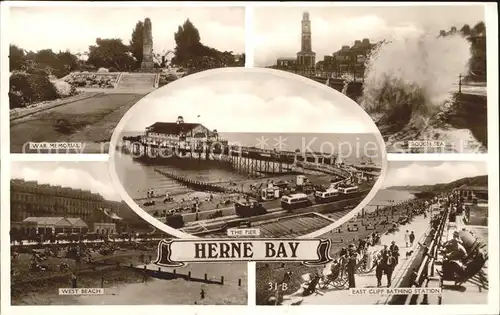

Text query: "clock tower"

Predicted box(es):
[297, 12, 316, 69]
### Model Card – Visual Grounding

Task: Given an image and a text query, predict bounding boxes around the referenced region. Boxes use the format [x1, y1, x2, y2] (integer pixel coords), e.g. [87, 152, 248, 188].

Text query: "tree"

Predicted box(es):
[34, 49, 59, 69]
[238, 53, 246, 66]
[24, 50, 37, 61]
[53, 51, 79, 77]
[468, 21, 486, 79]
[87, 38, 135, 71]
[460, 24, 471, 36]
[473, 21, 486, 36]
[9, 45, 25, 71]
[130, 21, 144, 68]
[172, 19, 243, 70]
[57, 51, 78, 70]
[316, 60, 325, 71]
[173, 19, 202, 66]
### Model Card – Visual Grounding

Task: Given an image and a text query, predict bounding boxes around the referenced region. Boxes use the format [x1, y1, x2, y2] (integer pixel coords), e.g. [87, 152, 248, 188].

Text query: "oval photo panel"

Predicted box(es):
[108, 68, 388, 238]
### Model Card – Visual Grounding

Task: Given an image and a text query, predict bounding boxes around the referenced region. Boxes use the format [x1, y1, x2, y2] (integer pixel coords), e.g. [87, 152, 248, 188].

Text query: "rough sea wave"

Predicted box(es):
[359, 32, 486, 153]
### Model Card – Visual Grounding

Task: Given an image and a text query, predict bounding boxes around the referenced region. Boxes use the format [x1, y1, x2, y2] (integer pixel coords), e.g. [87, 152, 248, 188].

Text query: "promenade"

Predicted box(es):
[281, 214, 431, 305]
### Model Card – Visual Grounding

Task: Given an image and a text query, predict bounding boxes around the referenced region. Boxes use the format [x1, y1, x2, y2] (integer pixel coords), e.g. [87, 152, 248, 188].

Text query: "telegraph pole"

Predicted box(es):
[458, 73, 462, 94]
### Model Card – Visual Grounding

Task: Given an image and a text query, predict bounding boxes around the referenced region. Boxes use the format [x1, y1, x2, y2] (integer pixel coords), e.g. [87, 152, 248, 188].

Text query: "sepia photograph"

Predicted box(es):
[1, 2, 498, 315]
[9, 161, 247, 305]
[253, 5, 488, 154]
[8, 5, 245, 154]
[108, 68, 386, 238]
[256, 160, 489, 306]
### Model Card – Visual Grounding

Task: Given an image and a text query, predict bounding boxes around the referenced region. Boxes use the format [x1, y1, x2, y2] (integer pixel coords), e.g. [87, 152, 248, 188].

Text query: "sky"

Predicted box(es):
[381, 161, 488, 189]
[10, 161, 121, 202]
[118, 68, 379, 134]
[8, 6, 245, 54]
[253, 5, 485, 67]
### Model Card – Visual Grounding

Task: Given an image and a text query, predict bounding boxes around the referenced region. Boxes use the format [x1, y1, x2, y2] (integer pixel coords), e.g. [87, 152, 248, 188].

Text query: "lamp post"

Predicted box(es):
[458, 73, 462, 94]
[353, 63, 356, 82]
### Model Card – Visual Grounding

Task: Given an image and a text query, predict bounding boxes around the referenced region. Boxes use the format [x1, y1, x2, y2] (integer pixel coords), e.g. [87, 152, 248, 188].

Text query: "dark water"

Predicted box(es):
[115, 131, 383, 199]
[114, 153, 248, 199]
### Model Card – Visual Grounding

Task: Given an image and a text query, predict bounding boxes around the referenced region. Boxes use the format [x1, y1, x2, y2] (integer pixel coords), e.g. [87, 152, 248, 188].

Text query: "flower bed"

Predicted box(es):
[64, 72, 120, 88]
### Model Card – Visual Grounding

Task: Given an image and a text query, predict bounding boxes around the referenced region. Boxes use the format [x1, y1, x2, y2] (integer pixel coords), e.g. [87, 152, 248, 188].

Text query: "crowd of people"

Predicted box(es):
[11, 237, 158, 279]
[10, 230, 168, 246]
[316, 198, 432, 290]
[267, 188, 488, 306]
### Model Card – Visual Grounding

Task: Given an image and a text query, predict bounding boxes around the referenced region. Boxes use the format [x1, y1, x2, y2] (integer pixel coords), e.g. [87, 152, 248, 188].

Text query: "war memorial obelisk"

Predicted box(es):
[141, 18, 154, 70]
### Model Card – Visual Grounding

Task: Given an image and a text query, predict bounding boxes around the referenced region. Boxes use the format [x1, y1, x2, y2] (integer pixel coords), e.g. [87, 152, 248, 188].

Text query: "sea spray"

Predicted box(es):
[360, 32, 470, 133]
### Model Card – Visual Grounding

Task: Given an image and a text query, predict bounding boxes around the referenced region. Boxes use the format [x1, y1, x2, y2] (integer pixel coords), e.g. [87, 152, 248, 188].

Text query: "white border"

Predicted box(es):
[387, 154, 489, 161]
[1, 3, 12, 314]
[9, 154, 109, 162]
[5, 1, 248, 8]
[246, 1, 486, 8]
[485, 2, 499, 314]
[244, 6, 254, 68]
[107, 67, 388, 239]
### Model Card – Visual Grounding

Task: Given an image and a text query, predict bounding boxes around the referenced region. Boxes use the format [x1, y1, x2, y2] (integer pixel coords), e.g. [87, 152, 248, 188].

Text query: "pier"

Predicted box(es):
[154, 168, 229, 193]
[122, 139, 366, 178]
[120, 117, 380, 182]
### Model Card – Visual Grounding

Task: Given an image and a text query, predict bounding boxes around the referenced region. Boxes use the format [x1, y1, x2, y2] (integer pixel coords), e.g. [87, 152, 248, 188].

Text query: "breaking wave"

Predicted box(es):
[359, 32, 484, 152]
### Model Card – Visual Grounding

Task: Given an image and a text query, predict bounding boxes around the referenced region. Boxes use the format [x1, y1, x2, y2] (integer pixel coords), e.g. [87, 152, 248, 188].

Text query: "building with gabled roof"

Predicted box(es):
[23, 216, 73, 234]
[457, 184, 488, 201]
[139, 116, 226, 149]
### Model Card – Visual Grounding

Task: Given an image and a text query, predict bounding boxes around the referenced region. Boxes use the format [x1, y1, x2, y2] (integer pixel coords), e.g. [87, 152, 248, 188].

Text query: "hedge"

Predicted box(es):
[9, 72, 59, 109]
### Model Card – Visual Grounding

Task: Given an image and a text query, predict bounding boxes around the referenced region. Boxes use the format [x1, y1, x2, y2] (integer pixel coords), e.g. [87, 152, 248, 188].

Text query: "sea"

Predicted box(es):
[114, 152, 249, 199]
[363, 189, 416, 213]
[115, 130, 385, 201]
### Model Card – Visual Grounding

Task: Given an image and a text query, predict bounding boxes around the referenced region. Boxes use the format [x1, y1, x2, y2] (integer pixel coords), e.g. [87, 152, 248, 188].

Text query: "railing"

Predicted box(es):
[300, 161, 351, 178]
[403, 206, 449, 305]
[114, 72, 124, 88]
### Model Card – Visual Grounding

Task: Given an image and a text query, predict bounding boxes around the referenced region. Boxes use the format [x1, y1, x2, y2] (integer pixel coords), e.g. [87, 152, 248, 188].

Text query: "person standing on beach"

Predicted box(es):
[404, 230, 410, 247]
[200, 288, 205, 300]
[409, 231, 415, 247]
[70, 272, 77, 288]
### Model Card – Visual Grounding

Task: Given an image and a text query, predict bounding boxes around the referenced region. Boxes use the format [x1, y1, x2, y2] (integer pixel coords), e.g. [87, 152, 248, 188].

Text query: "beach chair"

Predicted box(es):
[439, 250, 488, 287]
[321, 260, 349, 290]
[302, 273, 322, 296]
